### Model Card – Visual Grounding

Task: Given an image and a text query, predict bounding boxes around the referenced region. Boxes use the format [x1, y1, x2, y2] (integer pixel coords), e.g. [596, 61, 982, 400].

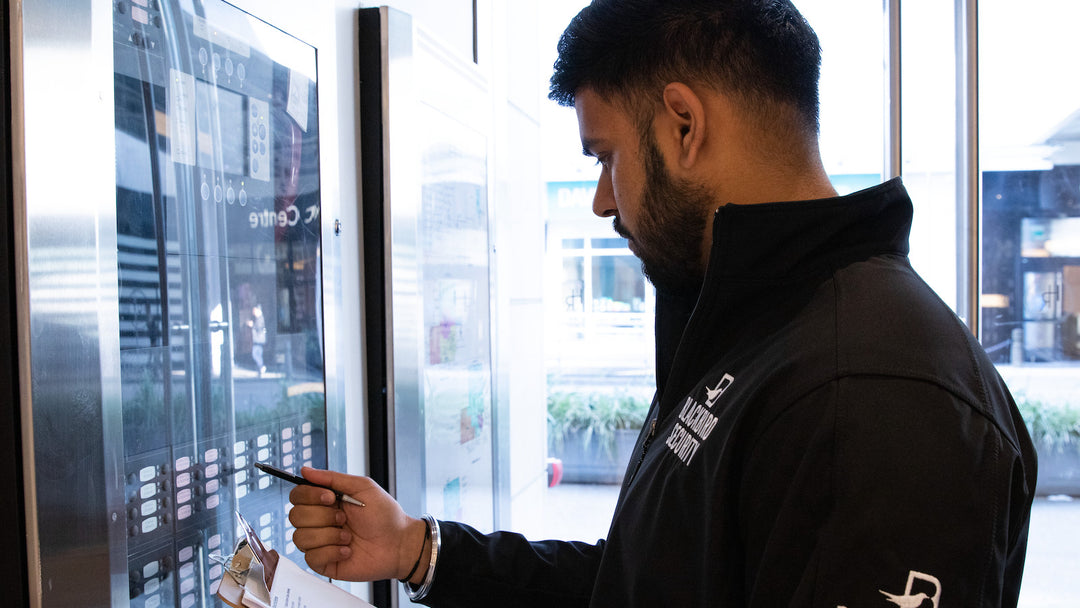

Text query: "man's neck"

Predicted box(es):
[714, 139, 838, 206]
[698, 150, 838, 261]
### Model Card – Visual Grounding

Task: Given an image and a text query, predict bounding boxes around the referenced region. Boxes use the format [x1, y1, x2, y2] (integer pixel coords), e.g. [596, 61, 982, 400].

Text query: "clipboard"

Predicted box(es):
[216, 511, 375, 608]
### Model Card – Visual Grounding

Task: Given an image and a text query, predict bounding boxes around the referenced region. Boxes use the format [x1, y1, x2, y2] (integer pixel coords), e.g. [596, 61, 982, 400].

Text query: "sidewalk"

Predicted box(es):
[1020, 496, 1080, 607]
[542, 483, 1080, 606]
[542, 482, 619, 542]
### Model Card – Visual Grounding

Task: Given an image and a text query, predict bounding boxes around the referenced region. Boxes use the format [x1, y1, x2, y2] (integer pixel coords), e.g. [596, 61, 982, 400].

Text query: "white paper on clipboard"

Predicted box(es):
[269, 557, 375, 608]
[216, 512, 375, 608]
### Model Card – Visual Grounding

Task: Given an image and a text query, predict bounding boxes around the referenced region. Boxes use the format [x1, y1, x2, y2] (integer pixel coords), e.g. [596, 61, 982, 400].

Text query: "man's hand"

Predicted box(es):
[288, 467, 430, 584]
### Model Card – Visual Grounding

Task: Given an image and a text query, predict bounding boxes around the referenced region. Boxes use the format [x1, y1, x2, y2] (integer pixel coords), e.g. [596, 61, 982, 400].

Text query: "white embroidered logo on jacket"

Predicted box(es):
[704, 373, 734, 407]
[837, 570, 941, 608]
[664, 374, 734, 467]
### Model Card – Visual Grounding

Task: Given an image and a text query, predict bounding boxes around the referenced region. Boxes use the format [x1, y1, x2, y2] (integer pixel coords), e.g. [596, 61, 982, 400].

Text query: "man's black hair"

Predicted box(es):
[549, 0, 822, 134]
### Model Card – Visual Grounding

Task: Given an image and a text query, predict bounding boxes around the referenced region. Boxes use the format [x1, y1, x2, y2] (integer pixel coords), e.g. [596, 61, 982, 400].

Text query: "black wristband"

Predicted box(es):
[402, 522, 430, 581]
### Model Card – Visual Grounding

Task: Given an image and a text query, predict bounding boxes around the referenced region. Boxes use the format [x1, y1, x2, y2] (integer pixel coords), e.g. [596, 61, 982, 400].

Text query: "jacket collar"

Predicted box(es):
[654, 177, 914, 397]
[706, 177, 911, 281]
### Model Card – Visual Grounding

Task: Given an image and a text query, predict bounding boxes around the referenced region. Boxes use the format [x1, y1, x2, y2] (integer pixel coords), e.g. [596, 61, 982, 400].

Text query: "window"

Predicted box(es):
[977, 5, 1080, 603]
[547, 214, 653, 350]
[562, 256, 585, 314]
[591, 255, 645, 313]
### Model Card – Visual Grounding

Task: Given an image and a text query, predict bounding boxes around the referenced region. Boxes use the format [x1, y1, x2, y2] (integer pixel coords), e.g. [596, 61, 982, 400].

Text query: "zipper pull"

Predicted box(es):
[626, 416, 659, 487]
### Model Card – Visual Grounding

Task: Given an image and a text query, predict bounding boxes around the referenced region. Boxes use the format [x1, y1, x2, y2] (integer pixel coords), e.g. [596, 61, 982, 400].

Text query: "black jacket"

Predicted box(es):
[420, 178, 1037, 607]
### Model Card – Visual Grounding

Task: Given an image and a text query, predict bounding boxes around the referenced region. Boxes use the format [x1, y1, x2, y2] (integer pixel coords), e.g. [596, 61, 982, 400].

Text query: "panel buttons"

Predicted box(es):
[247, 97, 270, 182]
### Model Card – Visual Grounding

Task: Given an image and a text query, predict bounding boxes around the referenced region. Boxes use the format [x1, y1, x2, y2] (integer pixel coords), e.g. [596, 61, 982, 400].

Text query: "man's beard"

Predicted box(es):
[615, 135, 712, 297]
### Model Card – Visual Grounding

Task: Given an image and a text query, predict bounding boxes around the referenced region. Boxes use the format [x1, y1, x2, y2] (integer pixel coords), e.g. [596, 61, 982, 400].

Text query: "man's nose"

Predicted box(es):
[592, 171, 616, 218]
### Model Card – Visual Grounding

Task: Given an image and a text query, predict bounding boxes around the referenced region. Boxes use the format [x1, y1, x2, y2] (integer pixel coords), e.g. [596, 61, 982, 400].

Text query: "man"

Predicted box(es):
[289, 1, 1037, 606]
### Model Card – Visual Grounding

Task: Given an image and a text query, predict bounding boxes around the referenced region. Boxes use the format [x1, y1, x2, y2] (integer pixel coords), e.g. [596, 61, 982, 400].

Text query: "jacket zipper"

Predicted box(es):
[624, 208, 722, 487]
[626, 416, 657, 486]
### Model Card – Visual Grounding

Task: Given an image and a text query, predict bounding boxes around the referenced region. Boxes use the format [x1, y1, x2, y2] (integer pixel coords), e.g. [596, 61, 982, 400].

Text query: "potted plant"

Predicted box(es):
[1017, 398, 1080, 496]
[547, 391, 650, 484]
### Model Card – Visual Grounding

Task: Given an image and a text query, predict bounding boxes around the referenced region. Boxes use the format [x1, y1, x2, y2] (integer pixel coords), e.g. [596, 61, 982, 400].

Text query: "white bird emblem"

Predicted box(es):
[880, 590, 930, 608]
[704, 374, 734, 407]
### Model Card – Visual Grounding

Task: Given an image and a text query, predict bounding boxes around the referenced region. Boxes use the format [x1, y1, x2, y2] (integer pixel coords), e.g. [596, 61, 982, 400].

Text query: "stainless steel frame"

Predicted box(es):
[12, 1, 121, 603]
[885, 0, 902, 180]
[10, 1, 355, 605]
[885, 0, 981, 332]
[956, 0, 981, 333]
[384, 7, 423, 519]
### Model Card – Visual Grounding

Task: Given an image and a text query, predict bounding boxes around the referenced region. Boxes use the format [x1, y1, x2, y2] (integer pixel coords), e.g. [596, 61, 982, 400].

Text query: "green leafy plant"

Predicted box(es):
[547, 391, 650, 458]
[1017, 398, 1080, 455]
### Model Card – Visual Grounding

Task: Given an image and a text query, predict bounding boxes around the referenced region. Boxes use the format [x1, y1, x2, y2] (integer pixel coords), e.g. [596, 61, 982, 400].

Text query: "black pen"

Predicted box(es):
[254, 462, 366, 507]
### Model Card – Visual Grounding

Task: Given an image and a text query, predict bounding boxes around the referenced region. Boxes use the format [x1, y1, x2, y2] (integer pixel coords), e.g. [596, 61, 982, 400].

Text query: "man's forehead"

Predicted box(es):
[573, 87, 604, 118]
[574, 89, 633, 148]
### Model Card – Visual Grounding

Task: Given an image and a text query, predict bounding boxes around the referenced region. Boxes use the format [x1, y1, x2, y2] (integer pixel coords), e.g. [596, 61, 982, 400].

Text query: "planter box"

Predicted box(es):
[552, 428, 640, 484]
[1035, 440, 1080, 496]
[550, 433, 1080, 494]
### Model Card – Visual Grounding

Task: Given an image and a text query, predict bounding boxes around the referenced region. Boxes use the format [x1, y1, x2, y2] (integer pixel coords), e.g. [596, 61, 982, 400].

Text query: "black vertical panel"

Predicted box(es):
[0, 4, 30, 605]
[357, 8, 392, 607]
[472, 0, 479, 64]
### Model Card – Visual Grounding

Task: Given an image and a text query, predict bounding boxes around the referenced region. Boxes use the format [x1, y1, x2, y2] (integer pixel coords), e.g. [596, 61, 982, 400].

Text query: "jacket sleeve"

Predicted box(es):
[738, 376, 1035, 608]
[416, 522, 604, 607]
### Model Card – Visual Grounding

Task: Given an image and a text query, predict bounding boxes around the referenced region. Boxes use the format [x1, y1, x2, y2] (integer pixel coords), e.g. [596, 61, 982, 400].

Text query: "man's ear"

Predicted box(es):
[660, 82, 706, 169]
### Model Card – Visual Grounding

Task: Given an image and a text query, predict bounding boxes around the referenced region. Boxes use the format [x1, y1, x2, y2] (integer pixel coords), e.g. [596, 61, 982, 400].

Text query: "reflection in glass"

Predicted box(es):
[563, 257, 585, 313]
[417, 107, 494, 530]
[979, 2, 1080, 378]
[979, 6, 1080, 605]
[112, 2, 326, 606]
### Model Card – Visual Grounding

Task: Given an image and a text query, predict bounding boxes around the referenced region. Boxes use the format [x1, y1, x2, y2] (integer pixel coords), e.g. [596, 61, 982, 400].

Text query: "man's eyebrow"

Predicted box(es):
[580, 138, 599, 157]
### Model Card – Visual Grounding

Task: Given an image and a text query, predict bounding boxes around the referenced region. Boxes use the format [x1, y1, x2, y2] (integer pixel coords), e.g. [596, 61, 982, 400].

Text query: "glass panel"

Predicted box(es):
[798, 0, 885, 186]
[980, 2, 1080, 604]
[979, 3, 1080, 393]
[563, 256, 585, 313]
[113, 1, 326, 605]
[418, 105, 495, 529]
[591, 256, 645, 313]
[591, 237, 628, 249]
[562, 238, 585, 249]
[899, 0, 959, 305]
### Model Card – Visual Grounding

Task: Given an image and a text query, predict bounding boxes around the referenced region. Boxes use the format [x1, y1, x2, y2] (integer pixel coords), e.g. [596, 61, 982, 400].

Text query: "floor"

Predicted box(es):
[542, 483, 1080, 606]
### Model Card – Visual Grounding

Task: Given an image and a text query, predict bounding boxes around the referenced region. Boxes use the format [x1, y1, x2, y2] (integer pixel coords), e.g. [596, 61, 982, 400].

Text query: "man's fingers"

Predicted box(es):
[291, 525, 352, 552]
[298, 466, 335, 487]
[288, 503, 347, 528]
[301, 544, 352, 578]
[286, 468, 406, 583]
[300, 467, 376, 498]
[289, 483, 338, 507]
